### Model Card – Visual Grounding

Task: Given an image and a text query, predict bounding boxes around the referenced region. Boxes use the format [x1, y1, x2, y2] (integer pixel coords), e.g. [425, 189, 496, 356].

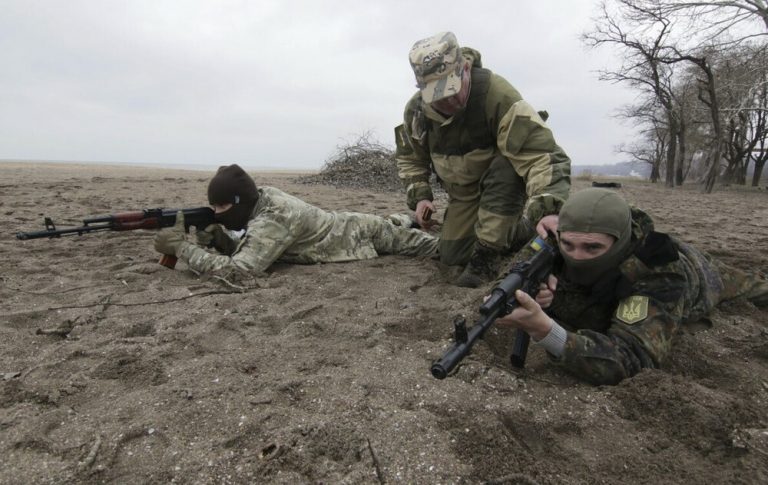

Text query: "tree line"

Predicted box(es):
[583, 0, 768, 192]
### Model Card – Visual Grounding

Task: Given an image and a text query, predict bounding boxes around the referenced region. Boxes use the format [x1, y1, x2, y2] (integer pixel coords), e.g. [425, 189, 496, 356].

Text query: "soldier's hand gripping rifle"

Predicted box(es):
[431, 236, 557, 379]
[16, 207, 215, 269]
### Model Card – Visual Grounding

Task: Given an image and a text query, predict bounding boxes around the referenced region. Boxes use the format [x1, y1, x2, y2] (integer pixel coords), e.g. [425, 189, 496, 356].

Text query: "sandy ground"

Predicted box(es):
[1, 162, 767, 484]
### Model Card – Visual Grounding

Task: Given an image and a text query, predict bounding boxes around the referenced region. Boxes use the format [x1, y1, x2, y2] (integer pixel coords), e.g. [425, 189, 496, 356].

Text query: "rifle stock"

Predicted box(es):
[158, 254, 179, 269]
[431, 236, 556, 379]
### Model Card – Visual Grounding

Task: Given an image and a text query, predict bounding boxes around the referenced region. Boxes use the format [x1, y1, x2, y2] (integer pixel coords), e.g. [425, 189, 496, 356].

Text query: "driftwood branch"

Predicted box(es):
[45, 289, 242, 311]
[78, 435, 103, 470]
[8, 284, 107, 295]
[366, 438, 385, 484]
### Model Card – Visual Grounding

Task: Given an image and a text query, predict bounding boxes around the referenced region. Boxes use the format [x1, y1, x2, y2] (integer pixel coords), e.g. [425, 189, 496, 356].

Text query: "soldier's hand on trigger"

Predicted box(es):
[196, 224, 237, 256]
[415, 200, 438, 231]
[195, 223, 217, 247]
[154, 211, 187, 256]
[535, 274, 558, 309]
[495, 290, 554, 342]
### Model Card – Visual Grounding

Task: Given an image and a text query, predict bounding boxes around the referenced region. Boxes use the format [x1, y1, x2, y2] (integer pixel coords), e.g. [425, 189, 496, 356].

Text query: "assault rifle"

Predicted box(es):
[431, 236, 556, 379]
[16, 207, 215, 269]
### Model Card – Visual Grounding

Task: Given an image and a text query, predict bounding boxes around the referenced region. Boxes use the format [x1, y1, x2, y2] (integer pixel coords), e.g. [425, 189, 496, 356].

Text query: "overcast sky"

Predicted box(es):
[0, 0, 638, 170]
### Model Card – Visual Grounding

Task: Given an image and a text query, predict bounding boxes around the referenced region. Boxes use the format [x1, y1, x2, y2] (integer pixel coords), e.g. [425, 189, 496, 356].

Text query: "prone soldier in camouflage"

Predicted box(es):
[153, 165, 438, 279]
[494, 188, 768, 385]
[395, 32, 571, 288]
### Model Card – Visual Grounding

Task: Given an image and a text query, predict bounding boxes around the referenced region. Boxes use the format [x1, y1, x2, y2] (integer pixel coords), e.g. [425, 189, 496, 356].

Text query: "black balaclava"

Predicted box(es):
[557, 188, 634, 286]
[207, 164, 258, 231]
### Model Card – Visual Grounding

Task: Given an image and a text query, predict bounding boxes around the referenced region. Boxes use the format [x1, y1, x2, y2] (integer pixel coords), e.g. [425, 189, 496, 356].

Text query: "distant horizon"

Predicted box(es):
[0, 157, 622, 172]
[0, 158, 318, 173]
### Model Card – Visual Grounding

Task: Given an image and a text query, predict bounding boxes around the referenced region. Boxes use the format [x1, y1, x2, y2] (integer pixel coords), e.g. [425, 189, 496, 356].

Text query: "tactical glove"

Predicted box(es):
[196, 224, 238, 256]
[154, 211, 187, 256]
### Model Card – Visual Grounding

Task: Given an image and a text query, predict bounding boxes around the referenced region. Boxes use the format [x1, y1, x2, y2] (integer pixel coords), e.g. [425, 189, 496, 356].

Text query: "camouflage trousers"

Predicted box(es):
[439, 156, 533, 266]
[681, 242, 768, 321]
[373, 214, 439, 257]
[713, 260, 768, 309]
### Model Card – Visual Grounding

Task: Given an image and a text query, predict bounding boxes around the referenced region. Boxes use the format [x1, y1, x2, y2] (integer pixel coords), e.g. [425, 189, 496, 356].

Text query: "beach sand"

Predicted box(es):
[1, 162, 767, 483]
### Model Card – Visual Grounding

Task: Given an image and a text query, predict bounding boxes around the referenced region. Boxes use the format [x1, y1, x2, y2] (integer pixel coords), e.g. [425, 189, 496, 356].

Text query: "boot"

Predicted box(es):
[456, 241, 503, 288]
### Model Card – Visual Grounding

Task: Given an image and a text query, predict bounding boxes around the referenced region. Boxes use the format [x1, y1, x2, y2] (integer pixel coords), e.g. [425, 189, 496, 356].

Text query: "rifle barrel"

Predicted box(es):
[16, 224, 111, 240]
[15, 207, 215, 241]
[430, 305, 504, 379]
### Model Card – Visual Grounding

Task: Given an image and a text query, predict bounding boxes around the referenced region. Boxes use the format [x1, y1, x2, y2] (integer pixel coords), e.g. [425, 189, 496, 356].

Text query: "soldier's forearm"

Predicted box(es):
[553, 330, 655, 385]
[534, 319, 567, 356]
[179, 243, 235, 273]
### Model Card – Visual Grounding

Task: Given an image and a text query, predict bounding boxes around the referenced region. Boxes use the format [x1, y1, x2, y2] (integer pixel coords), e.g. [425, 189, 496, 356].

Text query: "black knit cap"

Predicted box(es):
[207, 164, 258, 206]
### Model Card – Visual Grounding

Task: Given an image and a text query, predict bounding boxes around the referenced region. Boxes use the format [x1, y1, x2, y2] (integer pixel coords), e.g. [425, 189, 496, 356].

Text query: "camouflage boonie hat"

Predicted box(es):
[409, 31, 465, 104]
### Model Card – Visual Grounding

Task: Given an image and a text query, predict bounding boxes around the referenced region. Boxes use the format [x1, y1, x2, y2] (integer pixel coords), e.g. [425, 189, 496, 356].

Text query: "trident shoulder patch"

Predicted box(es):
[615, 295, 649, 324]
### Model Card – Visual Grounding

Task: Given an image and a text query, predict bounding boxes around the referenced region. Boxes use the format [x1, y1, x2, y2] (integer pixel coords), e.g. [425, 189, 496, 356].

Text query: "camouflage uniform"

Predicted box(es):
[177, 187, 438, 277]
[510, 207, 768, 385]
[395, 39, 571, 265]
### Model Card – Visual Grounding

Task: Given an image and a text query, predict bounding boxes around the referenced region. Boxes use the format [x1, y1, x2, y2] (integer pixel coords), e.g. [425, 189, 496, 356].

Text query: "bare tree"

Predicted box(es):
[750, 79, 768, 185]
[672, 76, 700, 184]
[615, 99, 670, 181]
[586, 0, 768, 192]
[724, 111, 751, 183]
[737, 45, 768, 185]
[671, 43, 768, 186]
[583, 0, 685, 186]
[656, 49, 723, 192]
[616, 132, 667, 181]
[653, 1, 768, 36]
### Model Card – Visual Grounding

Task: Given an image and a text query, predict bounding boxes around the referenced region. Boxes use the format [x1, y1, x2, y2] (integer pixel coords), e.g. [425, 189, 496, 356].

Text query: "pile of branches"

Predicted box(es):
[297, 133, 404, 192]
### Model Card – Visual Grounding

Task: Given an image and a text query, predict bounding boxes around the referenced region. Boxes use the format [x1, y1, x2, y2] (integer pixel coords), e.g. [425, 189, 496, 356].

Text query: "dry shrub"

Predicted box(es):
[297, 133, 403, 192]
[574, 169, 594, 181]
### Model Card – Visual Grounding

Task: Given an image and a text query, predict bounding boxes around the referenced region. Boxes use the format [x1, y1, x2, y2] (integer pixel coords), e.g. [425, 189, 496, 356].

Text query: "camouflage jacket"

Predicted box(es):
[177, 187, 436, 277]
[509, 207, 725, 385]
[394, 47, 571, 223]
